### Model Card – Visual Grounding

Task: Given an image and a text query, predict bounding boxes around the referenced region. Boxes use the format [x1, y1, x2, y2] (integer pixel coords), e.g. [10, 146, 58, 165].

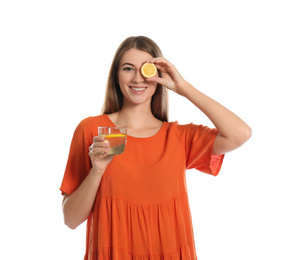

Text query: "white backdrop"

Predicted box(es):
[1, 0, 302, 259]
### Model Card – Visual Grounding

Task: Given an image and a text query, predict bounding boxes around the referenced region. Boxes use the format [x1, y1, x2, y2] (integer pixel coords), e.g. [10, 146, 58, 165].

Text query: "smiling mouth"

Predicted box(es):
[129, 86, 147, 92]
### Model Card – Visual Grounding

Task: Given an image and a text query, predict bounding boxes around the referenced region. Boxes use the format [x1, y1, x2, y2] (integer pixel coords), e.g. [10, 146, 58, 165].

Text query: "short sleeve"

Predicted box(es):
[60, 118, 93, 195]
[173, 122, 224, 176]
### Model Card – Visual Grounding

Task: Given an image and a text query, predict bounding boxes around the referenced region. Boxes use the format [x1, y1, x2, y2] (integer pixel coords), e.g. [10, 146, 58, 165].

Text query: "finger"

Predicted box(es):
[147, 77, 172, 90]
[89, 147, 110, 157]
[157, 65, 171, 76]
[149, 58, 174, 70]
[89, 151, 109, 159]
[90, 140, 110, 150]
[93, 136, 105, 142]
[147, 57, 169, 64]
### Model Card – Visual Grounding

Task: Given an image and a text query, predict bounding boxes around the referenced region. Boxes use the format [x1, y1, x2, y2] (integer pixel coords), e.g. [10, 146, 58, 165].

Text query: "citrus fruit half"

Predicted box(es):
[141, 63, 157, 78]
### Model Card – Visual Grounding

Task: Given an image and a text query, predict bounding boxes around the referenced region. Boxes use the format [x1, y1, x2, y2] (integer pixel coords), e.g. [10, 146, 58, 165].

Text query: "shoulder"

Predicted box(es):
[77, 114, 109, 128]
[165, 121, 218, 139]
[73, 114, 110, 137]
[165, 121, 197, 133]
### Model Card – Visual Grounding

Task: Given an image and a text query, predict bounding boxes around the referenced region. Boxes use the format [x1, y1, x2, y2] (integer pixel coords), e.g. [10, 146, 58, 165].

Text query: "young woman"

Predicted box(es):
[60, 36, 251, 259]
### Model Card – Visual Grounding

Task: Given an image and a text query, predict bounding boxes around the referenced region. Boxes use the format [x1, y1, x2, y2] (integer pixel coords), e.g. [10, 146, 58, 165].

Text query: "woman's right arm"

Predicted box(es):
[62, 136, 113, 229]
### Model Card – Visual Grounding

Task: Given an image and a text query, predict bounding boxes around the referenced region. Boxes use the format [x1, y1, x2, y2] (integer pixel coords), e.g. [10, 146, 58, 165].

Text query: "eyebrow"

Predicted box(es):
[121, 62, 135, 67]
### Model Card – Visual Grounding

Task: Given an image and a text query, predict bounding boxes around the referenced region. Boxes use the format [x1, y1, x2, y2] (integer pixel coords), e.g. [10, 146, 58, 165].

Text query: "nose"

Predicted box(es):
[132, 70, 144, 83]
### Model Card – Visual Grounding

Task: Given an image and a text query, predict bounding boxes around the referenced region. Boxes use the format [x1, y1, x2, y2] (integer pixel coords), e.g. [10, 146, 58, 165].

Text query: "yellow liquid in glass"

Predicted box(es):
[99, 134, 126, 155]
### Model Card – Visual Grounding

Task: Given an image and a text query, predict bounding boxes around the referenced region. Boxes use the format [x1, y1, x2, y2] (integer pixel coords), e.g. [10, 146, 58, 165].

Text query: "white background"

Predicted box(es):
[1, 0, 302, 259]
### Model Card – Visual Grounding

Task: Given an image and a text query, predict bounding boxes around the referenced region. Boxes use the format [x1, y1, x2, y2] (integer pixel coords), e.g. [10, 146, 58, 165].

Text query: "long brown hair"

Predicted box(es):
[101, 36, 168, 122]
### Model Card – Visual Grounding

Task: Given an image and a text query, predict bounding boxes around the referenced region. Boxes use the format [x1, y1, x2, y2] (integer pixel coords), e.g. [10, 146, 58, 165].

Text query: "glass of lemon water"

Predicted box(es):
[98, 127, 127, 155]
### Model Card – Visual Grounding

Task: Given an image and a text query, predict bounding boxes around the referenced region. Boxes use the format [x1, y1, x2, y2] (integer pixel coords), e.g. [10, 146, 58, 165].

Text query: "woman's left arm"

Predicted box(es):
[177, 83, 252, 155]
[147, 58, 252, 155]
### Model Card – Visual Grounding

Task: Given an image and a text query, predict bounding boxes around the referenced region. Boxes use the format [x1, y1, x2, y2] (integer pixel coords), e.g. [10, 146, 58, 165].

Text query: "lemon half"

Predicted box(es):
[141, 63, 157, 78]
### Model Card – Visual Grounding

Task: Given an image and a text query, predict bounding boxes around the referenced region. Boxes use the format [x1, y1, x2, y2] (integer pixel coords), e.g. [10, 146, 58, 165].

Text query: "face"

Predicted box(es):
[117, 48, 158, 107]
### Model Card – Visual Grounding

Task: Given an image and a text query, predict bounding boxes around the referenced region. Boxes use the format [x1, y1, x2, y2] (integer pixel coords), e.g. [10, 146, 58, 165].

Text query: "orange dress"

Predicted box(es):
[60, 114, 224, 259]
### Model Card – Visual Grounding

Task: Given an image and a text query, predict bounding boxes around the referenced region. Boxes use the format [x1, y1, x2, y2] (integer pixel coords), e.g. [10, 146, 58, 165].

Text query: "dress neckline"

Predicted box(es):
[104, 114, 167, 140]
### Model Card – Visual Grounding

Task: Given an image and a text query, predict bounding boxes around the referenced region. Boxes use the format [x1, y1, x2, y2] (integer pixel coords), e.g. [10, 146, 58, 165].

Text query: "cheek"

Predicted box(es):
[118, 72, 134, 86]
[150, 83, 158, 96]
[117, 72, 123, 85]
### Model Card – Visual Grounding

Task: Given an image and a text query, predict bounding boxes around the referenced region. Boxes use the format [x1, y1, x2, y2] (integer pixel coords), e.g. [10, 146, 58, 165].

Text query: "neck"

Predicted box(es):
[115, 102, 156, 129]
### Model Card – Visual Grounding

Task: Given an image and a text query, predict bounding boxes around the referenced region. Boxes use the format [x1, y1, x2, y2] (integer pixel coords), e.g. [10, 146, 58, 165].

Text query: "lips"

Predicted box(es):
[129, 86, 147, 93]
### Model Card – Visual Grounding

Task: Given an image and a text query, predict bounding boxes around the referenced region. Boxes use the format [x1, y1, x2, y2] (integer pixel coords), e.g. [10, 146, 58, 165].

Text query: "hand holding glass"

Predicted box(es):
[98, 127, 127, 155]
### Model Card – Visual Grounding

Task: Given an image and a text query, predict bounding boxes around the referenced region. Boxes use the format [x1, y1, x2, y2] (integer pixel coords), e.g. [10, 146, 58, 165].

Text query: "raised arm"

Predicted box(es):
[176, 83, 251, 154]
[147, 58, 252, 154]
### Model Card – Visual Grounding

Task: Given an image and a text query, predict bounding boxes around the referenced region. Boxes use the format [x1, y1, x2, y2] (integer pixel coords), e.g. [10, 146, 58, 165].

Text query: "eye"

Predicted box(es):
[123, 67, 134, 71]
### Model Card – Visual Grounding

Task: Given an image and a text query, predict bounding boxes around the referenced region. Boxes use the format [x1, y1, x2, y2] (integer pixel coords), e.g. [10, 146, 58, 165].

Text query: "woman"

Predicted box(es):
[60, 36, 251, 259]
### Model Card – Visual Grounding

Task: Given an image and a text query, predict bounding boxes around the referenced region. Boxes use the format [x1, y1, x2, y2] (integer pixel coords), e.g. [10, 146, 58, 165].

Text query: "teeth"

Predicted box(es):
[131, 87, 145, 91]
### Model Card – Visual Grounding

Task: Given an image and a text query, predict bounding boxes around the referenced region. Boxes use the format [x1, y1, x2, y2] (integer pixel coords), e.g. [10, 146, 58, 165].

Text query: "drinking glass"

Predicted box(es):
[98, 127, 127, 155]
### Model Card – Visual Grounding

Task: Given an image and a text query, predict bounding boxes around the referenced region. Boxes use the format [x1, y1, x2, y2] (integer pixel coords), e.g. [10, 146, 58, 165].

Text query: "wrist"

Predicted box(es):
[90, 166, 105, 177]
[177, 81, 193, 97]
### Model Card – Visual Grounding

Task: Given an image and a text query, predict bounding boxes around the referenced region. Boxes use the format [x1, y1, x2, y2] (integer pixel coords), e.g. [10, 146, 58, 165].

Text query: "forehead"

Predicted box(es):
[120, 48, 153, 66]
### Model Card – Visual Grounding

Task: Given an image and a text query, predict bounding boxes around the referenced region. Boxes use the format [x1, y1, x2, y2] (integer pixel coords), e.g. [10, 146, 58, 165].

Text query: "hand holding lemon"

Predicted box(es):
[142, 58, 188, 95]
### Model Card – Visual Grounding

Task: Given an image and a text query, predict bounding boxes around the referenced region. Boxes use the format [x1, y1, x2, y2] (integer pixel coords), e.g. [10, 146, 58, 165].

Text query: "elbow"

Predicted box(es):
[245, 125, 252, 141]
[238, 125, 252, 146]
[62, 198, 81, 230]
[229, 126, 252, 151]
[63, 208, 82, 230]
[64, 217, 79, 230]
